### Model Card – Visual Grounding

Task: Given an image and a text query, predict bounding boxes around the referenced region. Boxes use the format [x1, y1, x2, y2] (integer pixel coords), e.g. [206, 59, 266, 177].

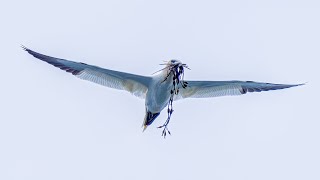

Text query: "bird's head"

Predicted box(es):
[167, 59, 182, 66]
[153, 59, 190, 76]
[166, 59, 190, 75]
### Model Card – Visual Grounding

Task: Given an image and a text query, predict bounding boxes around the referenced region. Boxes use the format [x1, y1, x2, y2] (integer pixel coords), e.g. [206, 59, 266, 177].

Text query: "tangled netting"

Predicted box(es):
[158, 63, 189, 138]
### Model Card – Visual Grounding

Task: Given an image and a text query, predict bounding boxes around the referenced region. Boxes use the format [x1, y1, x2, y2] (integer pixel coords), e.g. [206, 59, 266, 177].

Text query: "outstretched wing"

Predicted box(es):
[175, 80, 303, 100]
[22, 46, 151, 99]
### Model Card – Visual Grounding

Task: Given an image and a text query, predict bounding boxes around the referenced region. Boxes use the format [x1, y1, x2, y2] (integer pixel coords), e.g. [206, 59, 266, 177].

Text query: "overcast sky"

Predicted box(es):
[1, 0, 319, 180]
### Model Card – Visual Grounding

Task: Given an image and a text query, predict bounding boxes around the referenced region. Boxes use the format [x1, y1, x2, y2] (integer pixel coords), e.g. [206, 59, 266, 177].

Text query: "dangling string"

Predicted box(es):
[158, 63, 189, 138]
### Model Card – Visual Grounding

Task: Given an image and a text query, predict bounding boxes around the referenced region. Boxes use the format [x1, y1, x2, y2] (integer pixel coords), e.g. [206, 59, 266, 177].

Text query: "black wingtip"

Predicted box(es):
[21, 45, 27, 51]
[21, 45, 32, 54]
[290, 83, 306, 88]
[21, 45, 39, 59]
[240, 82, 305, 95]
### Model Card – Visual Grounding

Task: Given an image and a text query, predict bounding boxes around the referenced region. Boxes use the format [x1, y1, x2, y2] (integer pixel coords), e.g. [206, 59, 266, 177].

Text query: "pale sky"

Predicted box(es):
[1, 0, 319, 180]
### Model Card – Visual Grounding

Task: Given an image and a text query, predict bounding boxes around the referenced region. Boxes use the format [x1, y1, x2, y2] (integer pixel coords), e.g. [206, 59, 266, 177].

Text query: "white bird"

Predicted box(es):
[22, 46, 303, 136]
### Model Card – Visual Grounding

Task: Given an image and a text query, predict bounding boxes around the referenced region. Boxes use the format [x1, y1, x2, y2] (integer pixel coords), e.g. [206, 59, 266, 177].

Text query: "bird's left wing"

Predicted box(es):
[23, 46, 151, 99]
[175, 80, 303, 100]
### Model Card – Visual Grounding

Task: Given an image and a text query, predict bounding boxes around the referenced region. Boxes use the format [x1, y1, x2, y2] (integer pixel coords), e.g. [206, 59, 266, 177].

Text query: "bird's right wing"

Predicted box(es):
[23, 46, 151, 99]
[175, 80, 303, 100]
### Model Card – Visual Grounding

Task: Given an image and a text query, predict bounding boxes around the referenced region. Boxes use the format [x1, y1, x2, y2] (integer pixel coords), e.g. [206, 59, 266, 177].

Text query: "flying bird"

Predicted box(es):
[22, 46, 303, 137]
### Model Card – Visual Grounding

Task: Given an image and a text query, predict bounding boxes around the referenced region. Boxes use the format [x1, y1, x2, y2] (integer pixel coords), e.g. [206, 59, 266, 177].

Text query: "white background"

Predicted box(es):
[1, 0, 319, 179]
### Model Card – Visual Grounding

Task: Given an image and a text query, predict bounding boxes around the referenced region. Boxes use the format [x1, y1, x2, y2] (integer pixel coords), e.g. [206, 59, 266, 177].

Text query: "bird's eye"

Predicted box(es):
[171, 60, 177, 63]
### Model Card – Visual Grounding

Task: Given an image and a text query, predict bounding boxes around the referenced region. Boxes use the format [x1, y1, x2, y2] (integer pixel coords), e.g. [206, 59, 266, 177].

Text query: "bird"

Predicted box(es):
[22, 46, 303, 136]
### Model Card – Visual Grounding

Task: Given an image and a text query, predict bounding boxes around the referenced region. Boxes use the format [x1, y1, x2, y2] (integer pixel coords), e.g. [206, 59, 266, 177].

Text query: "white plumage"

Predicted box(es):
[22, 46, 303, 132]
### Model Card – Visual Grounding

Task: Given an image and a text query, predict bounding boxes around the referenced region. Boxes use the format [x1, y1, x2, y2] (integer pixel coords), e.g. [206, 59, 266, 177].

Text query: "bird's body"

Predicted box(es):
[146, 70, 173, 113]
[22, 46, 303, 135]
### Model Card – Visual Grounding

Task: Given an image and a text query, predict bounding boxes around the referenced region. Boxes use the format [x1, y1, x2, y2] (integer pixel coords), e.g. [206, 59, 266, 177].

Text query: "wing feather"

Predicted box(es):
[23, 46, 151, 99]
[176, 80, 303, 100]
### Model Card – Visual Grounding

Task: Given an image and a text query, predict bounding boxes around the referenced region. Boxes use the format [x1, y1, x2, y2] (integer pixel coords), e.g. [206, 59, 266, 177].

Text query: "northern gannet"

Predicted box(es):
[22, 46, 303, 137]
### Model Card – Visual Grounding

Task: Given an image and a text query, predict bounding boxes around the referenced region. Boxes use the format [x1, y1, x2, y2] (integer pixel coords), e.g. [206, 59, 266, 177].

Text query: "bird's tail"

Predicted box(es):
[142, 111, 160, 131]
